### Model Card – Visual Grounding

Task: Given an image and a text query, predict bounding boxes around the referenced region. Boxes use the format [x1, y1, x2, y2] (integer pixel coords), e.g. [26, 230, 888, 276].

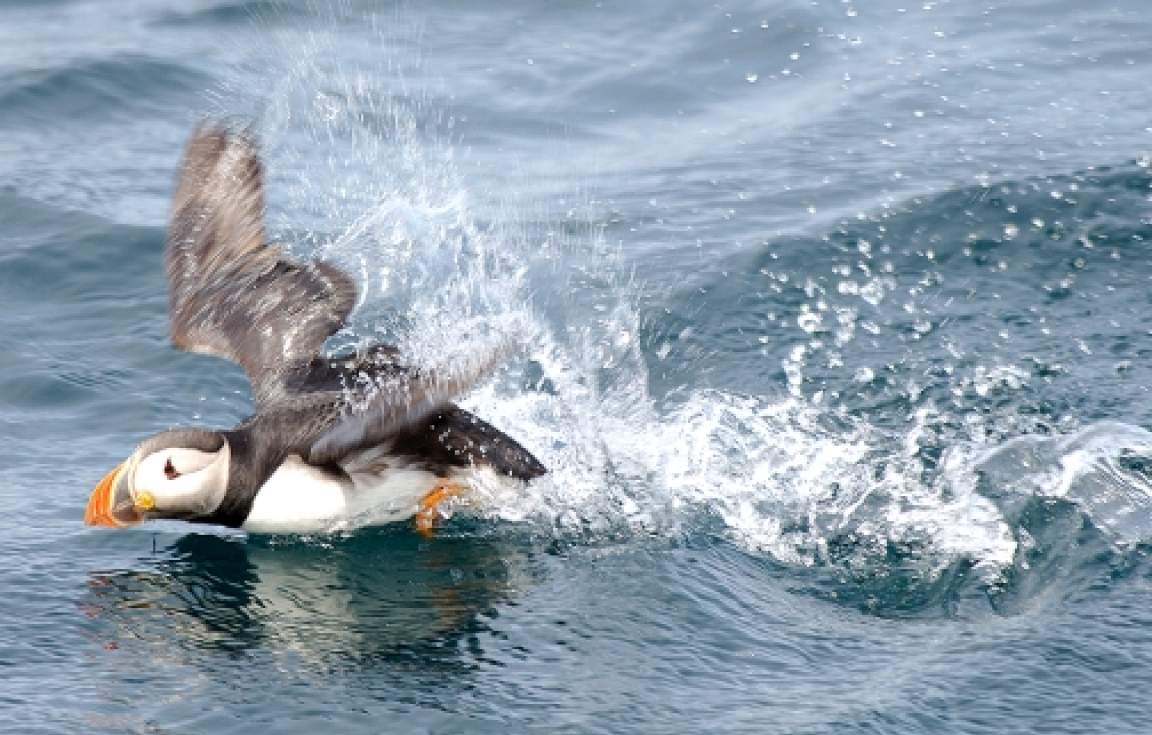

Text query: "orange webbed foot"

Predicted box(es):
[415, 483, 467, 537]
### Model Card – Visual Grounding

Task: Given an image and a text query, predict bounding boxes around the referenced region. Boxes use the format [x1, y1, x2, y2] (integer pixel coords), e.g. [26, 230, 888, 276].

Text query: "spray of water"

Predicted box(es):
[205, 10, 1152, 594]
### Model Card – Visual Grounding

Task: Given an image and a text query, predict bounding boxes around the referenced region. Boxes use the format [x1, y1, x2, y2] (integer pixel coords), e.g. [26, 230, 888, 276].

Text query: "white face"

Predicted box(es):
[131, 444, 230, 516]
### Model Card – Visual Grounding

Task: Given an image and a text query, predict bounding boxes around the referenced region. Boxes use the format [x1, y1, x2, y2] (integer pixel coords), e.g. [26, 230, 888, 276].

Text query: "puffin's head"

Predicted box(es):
[85, 429, 231, 527]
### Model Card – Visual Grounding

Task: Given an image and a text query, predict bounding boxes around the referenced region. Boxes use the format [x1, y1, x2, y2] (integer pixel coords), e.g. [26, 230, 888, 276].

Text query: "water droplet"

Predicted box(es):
[797, 308, 823, 334]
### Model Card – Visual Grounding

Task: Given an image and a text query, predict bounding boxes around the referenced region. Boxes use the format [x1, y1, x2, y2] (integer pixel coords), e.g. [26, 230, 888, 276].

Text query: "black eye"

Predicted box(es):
[164, 458, 181, 480]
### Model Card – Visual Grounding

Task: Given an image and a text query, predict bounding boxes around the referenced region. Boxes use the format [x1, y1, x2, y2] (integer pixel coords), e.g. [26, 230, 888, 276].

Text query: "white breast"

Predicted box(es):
[241, 452, 468, 534]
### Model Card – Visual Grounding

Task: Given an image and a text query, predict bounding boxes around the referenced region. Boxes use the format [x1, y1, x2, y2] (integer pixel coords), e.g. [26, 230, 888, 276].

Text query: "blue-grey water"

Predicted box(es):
[3, 0, 1152, 732]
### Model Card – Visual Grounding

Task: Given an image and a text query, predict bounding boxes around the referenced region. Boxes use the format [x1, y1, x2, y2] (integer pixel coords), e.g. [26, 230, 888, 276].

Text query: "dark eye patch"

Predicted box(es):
[164, 458, 181, 480]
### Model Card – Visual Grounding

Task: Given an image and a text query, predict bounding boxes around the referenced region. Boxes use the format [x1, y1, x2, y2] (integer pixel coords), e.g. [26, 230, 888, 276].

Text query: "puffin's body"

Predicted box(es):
[85, 123, 545, 534]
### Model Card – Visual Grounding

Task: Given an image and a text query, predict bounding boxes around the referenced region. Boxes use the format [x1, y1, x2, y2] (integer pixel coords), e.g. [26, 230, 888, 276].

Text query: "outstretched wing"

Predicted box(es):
[167, 123, 532, 468]
[165, 122, 357, 400]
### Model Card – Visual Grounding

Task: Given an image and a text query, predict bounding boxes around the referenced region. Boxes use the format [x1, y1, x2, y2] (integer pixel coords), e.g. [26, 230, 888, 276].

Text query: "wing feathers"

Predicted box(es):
[305, 341, 513, 465]
[165, 122, 533, 467]
[165, 123, 357, 395]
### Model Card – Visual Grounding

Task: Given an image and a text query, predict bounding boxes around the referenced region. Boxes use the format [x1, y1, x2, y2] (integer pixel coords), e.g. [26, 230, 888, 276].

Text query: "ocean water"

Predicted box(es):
[2, 0, 1152, 731]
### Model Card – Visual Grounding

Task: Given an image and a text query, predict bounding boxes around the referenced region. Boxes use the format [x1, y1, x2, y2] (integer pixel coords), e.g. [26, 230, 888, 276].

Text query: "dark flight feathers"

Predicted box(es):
[164, 123, 542, 478]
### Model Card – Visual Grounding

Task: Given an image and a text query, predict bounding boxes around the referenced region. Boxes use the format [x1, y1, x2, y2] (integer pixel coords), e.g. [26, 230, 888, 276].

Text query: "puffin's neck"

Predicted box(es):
[194, 423, 287, 528]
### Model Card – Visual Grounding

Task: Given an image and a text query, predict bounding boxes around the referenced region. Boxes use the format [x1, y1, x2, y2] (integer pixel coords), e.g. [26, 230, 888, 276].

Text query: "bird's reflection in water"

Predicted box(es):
[84, 526, 541, 675]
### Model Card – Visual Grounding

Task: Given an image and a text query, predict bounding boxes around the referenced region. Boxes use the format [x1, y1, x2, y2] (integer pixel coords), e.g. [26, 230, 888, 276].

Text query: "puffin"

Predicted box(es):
[84, 122, 545, 535]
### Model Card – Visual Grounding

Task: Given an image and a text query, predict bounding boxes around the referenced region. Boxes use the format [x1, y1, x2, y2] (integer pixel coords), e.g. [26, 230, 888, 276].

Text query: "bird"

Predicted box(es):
[84, 122, 546, 535]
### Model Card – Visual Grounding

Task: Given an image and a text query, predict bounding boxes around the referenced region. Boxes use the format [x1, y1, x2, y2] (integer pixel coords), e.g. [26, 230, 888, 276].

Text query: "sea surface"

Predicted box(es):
[2, 0, 1151, 732]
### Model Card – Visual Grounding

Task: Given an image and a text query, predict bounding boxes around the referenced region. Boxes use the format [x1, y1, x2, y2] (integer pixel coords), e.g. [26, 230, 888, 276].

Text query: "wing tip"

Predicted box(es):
[173, 118, 263, 211]
[169, 117, 268, 270]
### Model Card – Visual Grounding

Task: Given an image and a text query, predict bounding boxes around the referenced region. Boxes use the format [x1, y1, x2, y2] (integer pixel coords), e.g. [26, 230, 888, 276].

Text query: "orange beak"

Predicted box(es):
[85, 463, 141, 527]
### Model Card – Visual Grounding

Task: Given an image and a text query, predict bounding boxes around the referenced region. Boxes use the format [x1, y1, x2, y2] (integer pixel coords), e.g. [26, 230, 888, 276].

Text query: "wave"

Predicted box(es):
[472, 163, 1152, 613]
[0, 54, 211, 128]
[0, 190, 163, 301]
[155, 0, 311, 28]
